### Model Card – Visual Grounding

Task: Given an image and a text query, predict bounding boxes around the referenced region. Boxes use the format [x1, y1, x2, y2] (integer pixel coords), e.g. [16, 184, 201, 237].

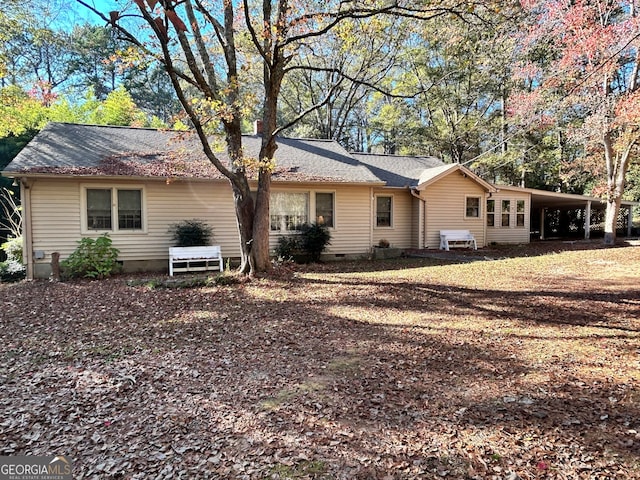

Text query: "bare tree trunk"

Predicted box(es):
[251, 172, 272, 273]
[602, 133, 634, 245]
[233, 187, 255, 273]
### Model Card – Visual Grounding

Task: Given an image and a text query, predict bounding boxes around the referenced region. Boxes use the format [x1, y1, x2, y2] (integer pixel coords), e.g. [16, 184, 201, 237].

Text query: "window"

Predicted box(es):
[516, 200, 525, 227]
[501, 200, 511, 227]
[375, 196, 392, 227]
[465, 196, 481, 218]
[315, 192, 334, 228]
[270, 192, 309, 231]
[87, 189, 112, 230]
[487, 199, 495, 227]
[118, 190, 142, 229]
[85, 187, 143, 232]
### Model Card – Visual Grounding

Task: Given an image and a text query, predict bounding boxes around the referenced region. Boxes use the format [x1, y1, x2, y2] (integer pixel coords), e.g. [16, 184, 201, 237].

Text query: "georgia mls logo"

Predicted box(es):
[0, 455, 72, 480]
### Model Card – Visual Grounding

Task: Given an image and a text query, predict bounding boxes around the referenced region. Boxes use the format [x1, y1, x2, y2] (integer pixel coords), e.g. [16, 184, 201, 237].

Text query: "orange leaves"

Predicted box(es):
[165, 9, 188, 33]
[614, 90, 640, 128]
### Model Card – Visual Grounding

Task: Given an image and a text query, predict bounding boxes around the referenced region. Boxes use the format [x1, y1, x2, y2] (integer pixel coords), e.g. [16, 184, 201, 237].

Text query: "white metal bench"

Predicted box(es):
[439, 230, 477, 251]
[169, 246, 223, 276]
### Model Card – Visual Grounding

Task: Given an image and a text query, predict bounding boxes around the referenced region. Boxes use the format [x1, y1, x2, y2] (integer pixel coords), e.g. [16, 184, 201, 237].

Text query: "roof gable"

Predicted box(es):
[416, 163, 497, 192]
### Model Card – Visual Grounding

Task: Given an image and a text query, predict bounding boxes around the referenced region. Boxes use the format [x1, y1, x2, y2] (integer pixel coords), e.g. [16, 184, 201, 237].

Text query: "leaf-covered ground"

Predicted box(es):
[1, 241, 639, 479]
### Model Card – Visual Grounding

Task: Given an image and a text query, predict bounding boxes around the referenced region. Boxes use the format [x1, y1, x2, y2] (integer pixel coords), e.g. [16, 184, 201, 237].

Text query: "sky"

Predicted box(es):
[49, 0, 127, 28]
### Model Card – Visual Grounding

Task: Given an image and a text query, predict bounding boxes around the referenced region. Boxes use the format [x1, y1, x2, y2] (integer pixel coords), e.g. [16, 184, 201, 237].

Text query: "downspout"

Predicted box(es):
[20, 178, 34, 280]
[410, 188, 425, 248]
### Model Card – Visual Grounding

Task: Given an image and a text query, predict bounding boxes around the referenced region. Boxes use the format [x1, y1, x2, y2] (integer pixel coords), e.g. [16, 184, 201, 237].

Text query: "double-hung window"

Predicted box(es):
[516, 200, 525, 227]
[375, 195, 392, 227]
[486, 199, 495, 227]
[501, 200, 511, 227]
[465, 196, 481, 218]
[85, 187, 143, 232]
[315, 192, 334, 228]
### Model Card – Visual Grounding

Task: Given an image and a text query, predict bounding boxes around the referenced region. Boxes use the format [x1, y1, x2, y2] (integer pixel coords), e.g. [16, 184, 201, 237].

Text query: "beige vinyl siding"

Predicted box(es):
[29, 178, 240, 268]
[423, 173, 486, 248]
[268, 184, 373, 255]
[371, 188, 413, 248]
[486, 190, 531, 244]
[28, 178, 380, 274]
[30, 178, 81, 260]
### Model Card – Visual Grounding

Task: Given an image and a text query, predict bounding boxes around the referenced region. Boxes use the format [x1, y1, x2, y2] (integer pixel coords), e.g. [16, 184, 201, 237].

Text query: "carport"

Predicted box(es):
[527, 189, 637, 240]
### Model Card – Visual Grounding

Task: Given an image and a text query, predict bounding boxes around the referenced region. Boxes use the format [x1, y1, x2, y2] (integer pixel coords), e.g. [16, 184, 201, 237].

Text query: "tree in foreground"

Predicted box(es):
[515, 0, 640, 244]
[76, 0, 501, 275]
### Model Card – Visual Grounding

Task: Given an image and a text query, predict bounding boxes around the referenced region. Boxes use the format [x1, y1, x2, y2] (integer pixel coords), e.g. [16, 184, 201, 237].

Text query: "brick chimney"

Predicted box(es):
[253, 120, 263, 136]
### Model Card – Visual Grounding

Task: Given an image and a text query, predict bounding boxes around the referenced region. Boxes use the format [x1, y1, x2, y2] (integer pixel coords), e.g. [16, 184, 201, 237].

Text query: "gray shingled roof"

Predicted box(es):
[3, 123, 383, 184]
[352, 153, 444, 188]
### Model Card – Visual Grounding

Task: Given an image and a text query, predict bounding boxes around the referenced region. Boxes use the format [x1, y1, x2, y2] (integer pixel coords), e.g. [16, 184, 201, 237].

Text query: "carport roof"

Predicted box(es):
[496, 185, 639, 210]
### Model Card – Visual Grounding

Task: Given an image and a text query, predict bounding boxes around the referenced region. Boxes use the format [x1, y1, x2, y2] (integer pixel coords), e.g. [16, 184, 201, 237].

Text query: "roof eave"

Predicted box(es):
[2, 171, 387, 187]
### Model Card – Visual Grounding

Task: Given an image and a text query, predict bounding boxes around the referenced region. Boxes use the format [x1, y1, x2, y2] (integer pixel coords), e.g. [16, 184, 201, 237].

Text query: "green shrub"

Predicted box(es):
[61, 234, 120, 279]
[275, 235, 300, 261]
[169, 219, 213, 246]
[299, 222, 331, 262]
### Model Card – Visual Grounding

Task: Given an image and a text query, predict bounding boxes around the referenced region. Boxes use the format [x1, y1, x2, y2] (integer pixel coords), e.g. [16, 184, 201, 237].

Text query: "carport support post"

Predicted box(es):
[584, 201, 591, 239]
[540, 208, 546, 240]
[628, 207, 633, 237]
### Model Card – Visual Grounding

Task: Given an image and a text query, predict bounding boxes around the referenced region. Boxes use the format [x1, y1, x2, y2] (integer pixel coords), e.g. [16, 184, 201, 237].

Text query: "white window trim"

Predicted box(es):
[81, 184, 147, 235]
[515, 199, 526, 228]
[464, 195, 482, 220]
[314, 190, 336, 230]
[486, 199, 496, 228]
[501, 199, 512, 228]
[269, 190, 337, 233]
[374, 194, 394, 229]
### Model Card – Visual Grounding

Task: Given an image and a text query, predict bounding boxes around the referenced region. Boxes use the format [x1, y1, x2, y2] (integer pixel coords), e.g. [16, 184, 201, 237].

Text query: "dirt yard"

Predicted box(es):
[1, 240, 639, 479]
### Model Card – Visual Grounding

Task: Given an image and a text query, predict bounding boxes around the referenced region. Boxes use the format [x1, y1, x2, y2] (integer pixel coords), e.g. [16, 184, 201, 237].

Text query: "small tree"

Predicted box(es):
[169, 219, 213, 246]
[61, 234, 120, 279]
[299, 223, 331, 263]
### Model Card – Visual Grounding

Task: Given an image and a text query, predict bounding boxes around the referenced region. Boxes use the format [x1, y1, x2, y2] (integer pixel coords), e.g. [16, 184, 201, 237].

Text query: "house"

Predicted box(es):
[2, 123, 637, 279]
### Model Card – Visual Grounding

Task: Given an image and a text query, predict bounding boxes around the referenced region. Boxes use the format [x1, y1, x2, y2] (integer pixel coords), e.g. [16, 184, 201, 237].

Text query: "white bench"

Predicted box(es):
[439, 230, 477, 251]
[169, 246, 223, 276]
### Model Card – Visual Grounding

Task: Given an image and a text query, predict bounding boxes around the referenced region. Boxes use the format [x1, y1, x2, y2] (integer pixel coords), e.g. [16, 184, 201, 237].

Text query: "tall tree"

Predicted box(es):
[76, 0, 498, 274]
[278, 15, 411, 150]
[516, 0, 640, 244]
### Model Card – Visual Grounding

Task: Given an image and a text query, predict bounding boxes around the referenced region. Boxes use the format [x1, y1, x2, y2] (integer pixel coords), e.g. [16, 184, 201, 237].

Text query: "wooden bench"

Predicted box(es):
[169, 246, 223, 276]
[439, 230, 477, 251]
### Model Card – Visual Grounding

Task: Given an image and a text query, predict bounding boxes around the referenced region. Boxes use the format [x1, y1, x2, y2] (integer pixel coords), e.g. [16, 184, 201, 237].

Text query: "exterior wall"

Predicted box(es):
[486, 190, 531, 244]
[269, 184, 373, 257]
[422, 173, 487, 248]
[371, 187, 414, 249]
[27, 178, 239, 277]
[26, 178, 378, 277]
